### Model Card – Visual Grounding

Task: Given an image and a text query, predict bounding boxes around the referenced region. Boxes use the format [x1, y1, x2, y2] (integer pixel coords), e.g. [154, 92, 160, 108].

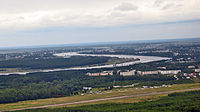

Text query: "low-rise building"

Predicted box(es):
[139, 71, 159, 75]
[195, 69, 200, 72]
[137, 70, 181, 75]
[120, 70, 136, 76]
[159, 70, 181, 75]
[188, 66, 195, 69]
[86, 71, 113, 76]
[87, 73, 100, 76]
[157, 67, 167, 70]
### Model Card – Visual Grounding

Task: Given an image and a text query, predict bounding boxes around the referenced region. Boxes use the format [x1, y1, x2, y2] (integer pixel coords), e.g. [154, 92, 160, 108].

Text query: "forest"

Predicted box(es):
[0, 56, 111, 69]
[0, 69, 194, 104]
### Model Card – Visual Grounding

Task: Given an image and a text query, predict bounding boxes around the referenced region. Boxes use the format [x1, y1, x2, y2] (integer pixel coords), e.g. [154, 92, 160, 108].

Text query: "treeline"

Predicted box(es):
[13, 90, 200, 112]
[0, 56, 110, 69]
[0, 70, 194, 104]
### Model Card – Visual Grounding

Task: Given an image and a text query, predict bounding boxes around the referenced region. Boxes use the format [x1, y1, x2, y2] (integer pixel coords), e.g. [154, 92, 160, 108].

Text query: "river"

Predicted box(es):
[0, 52, 170, 75]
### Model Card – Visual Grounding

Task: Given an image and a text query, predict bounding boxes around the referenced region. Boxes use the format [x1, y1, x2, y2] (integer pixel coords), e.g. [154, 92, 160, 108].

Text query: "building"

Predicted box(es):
[101, 71, 113, 76]
[87, 69, 181, 76]
[195, 69, 200, 72]
[86, 71, 113, 76]
[86, 73, 100, 76]
[188, 66, 195, 69]
[120, 70, 136, 76]
[137, 70, 181, 75]
[157, 67, 166, 70]
[139, 71, 159, 75]
[159, 70, 181, 75]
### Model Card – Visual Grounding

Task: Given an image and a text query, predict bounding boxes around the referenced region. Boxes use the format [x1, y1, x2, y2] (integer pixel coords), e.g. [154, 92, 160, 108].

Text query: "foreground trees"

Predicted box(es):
[0, 69, 193, 104]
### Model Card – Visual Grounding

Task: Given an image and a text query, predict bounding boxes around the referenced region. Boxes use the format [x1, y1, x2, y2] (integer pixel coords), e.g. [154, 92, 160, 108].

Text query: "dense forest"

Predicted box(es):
[0, 56, 111, 69]
[13, 90, 200, 112]
[0, 70, 193, 104]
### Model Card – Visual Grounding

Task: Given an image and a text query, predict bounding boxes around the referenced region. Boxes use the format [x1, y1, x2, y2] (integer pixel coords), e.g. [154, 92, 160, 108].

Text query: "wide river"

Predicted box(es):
[0, 52, 170, 75]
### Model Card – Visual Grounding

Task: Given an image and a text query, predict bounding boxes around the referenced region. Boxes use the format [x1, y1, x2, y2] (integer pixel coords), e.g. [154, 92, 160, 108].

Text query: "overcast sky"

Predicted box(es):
[0, 0, 200, 47]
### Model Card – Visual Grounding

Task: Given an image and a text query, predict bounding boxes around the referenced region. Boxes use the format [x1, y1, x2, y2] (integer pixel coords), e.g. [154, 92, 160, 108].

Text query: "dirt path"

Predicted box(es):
[3, 88, 200, 112]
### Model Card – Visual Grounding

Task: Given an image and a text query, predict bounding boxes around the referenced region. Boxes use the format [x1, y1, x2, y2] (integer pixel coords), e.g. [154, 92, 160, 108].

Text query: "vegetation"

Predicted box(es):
[0, 39, 200, 111]
[0, 56, 111, 69]
[0, 69, 194, 104]
[12, 90, 200, 112]
[1, 83, 199, 111]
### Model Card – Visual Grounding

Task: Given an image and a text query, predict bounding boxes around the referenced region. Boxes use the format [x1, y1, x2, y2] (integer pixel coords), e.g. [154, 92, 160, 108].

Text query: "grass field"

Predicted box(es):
[0, 83, 199, 111]
[14, 90, 200, 112]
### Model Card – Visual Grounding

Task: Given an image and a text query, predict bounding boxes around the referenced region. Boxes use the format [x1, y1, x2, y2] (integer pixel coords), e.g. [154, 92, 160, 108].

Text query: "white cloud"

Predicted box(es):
[0, 0, 199, 30]
[154, 0, 165, 7]
[114, 2, 138, 11]
[162, 3, 175, 10]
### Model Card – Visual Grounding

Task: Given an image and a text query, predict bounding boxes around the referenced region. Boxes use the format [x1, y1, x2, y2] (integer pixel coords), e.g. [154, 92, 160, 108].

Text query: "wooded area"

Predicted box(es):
[0, 70, 193, 104]
[0, 56, 110, 69]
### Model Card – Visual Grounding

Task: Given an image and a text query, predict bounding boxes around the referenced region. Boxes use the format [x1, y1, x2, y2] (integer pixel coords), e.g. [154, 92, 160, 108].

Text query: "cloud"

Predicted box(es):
[0, 0, 199, 31]
[1, 20, 200, 47]
[114, 3, 138, 11]
[162, 3, 174, 10]
[154, 0, 165, 7]
[0, 0, 200, 47]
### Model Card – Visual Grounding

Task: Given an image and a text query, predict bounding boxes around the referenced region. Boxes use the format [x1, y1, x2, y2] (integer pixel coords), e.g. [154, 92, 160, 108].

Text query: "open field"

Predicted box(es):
[0, 83, 199, 111]
[13, 90, 200, 112]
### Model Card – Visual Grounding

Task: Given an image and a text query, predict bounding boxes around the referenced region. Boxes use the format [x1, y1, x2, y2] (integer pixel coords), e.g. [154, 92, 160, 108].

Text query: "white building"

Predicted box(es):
[120, 70, 136, 76]
[195, 69, 200, 72]
[140, 71, 159, 75]
[159, 70, 181, 75]
[188, 66, 195, 69]
[86, 71, 113, 76]
[137, 70, 181, 75]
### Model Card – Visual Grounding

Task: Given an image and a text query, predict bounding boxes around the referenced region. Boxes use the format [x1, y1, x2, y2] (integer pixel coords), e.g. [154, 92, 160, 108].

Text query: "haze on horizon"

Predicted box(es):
[0, 0, 200, 47]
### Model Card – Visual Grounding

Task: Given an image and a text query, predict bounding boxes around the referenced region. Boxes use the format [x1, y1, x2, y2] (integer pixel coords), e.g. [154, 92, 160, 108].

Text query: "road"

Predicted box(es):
[3, 88, 200, 112]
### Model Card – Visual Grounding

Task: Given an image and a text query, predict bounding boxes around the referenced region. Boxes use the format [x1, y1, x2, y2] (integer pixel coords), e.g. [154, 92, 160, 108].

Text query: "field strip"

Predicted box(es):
[3, 88, 200, 112]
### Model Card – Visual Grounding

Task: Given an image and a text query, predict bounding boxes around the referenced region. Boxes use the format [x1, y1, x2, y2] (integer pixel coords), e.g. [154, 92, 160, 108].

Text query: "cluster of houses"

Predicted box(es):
[185, 65, 200, 78]
[184, 73, 198, 79]
[138, 70, 181, 75]
[86, 69, 182, 76]
[86, 65, 200, 78]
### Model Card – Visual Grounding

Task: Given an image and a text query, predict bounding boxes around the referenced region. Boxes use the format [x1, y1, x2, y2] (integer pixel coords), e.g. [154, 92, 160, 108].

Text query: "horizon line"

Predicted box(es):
[0, 37, 200, 50]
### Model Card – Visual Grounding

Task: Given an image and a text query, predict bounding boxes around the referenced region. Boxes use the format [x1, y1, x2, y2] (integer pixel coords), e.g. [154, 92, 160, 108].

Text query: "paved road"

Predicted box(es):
[3, 88, 200, 112]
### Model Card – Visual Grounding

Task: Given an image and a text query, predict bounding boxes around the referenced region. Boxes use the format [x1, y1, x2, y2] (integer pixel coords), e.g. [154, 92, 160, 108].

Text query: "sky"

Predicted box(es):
[0, 0, 200, 47]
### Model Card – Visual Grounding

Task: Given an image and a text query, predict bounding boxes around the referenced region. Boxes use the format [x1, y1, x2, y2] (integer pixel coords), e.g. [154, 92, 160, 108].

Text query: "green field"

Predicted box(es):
[10, 90, 200, 112]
